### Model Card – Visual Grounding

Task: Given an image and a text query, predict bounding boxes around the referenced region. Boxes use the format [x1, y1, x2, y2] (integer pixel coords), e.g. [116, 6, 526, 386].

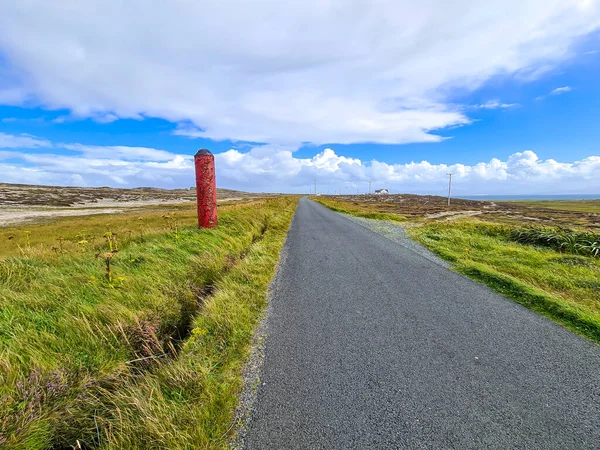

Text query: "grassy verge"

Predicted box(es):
[409, 222, 600, 343]
[0, 197, 298, 449]
[314, 197, 600, 343]
[311, 197, 407, 222]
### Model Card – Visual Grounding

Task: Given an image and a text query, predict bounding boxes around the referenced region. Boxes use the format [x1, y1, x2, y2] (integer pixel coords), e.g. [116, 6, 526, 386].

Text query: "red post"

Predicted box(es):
[194, 149, 218, 228]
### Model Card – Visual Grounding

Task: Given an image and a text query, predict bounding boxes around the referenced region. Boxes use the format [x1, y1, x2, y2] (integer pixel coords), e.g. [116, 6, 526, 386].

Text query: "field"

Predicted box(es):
[3, 186, 598, 448]
[0, 183, 275, 227]
[505, 199, 600, 213]
[0, 195, 298, 449]
[313, 194, 600, 230]
[313, 194, 600, 343]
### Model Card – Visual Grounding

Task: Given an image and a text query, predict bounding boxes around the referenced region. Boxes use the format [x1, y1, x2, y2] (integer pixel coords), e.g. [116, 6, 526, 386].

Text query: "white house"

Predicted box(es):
[374, 189, 389, 195]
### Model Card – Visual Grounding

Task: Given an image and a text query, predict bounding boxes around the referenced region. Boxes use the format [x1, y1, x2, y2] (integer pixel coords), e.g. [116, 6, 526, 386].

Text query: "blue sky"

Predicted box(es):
[1, 1, 600, 196]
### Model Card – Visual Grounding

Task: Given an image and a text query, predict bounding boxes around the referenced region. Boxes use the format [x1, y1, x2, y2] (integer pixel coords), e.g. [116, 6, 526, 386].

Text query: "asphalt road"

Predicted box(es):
[244, 198, 600, 449]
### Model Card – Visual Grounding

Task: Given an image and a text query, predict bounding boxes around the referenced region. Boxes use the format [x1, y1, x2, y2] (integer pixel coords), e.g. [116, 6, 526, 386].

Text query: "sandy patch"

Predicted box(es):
[426, 210, 483, 220]
[0, 207, 127, 227]
[76, 198, 194, 208]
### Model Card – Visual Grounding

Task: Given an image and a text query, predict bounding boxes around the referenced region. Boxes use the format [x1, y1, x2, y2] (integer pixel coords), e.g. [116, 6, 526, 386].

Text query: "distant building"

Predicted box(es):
[374, 189, 389, 195]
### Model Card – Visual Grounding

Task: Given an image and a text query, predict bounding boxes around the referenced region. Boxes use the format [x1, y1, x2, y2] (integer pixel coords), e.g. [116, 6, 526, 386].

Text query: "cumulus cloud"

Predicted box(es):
[214, 147, 600, 195]
[1, 133, 598, 195]
[0, 1, 599, 147]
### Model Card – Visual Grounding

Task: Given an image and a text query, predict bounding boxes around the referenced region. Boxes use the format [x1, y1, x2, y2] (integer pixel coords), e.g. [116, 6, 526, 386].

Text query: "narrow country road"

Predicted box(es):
[244, 198, 600, 449]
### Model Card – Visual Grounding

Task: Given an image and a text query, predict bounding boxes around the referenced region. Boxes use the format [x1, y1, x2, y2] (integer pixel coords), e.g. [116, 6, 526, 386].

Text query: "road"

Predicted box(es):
[244, 198, 600, 449]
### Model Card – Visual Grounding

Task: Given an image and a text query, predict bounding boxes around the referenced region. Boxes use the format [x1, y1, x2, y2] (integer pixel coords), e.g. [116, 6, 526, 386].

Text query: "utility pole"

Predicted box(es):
[369, 181, 372, 194]
[447, 173, 454, 206]
[314, 179, 316, 195]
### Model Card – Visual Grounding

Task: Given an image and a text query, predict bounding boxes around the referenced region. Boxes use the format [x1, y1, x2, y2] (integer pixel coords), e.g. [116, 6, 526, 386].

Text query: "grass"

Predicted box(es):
[0, 197, 298, 449]
[311, 197, 407, 222]
[0, 201, 253, 257]
[315, 197, 600, 343]
[510, 227, 599, 257]
[311, 194, 600, 230]
[504, 199, 600, 213]
[409, 221, 600, 343]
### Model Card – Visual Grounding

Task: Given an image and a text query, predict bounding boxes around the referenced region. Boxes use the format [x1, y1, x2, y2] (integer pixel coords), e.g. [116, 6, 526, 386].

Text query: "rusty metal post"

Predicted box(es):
[194, 149, 218, 228]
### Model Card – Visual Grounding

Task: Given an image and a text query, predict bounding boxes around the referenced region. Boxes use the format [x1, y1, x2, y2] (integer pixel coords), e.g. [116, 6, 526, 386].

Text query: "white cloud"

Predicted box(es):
[218, 147, 600, 195]
[1, 133, 598, 195]
[60, 143, 181, 162]
[550, 86, 573, 95]
[0, 1, 599, 147]
[2, 151, 193, 188]
[473, 101, 520, 110]
[537, 85, 574, 99]
[0, 132, 52, 149]
[52, 112, 132, 124]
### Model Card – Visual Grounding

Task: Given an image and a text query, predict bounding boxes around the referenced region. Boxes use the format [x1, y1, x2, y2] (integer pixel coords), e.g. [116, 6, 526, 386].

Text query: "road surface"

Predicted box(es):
[244, 198, 600, 449]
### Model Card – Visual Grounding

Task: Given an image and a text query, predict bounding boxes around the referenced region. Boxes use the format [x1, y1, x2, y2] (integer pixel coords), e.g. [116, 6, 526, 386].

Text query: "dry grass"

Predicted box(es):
[312, 194, 600, 230]
[0, 196, 298, 449]
[0, 182, 263, 207]
[505, 199, 600, 213]
[312, 197, 407, 222]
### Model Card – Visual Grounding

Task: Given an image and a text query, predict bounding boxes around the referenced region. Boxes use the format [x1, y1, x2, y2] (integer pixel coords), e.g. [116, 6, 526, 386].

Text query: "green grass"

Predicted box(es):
[409, 221, 600, 343]
[504, 199, 600, 213]
[0, 197, 298, 449]
[510, 227, 599, 257]
[315, 197, 600, 341]
[311, 197, 407, 222]
[0, 200, 261, 257]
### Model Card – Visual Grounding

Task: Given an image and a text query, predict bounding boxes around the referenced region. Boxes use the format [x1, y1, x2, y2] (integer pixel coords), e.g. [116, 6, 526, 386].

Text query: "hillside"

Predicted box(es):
[0, 183, 262, 207]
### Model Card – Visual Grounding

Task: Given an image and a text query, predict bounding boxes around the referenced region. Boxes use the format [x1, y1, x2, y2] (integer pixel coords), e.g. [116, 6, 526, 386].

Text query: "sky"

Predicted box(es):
[1, 0, 600, 196]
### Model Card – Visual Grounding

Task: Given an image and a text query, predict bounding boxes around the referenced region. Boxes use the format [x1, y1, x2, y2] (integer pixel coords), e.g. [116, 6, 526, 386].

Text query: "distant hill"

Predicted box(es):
[0, 183, 271, 207]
